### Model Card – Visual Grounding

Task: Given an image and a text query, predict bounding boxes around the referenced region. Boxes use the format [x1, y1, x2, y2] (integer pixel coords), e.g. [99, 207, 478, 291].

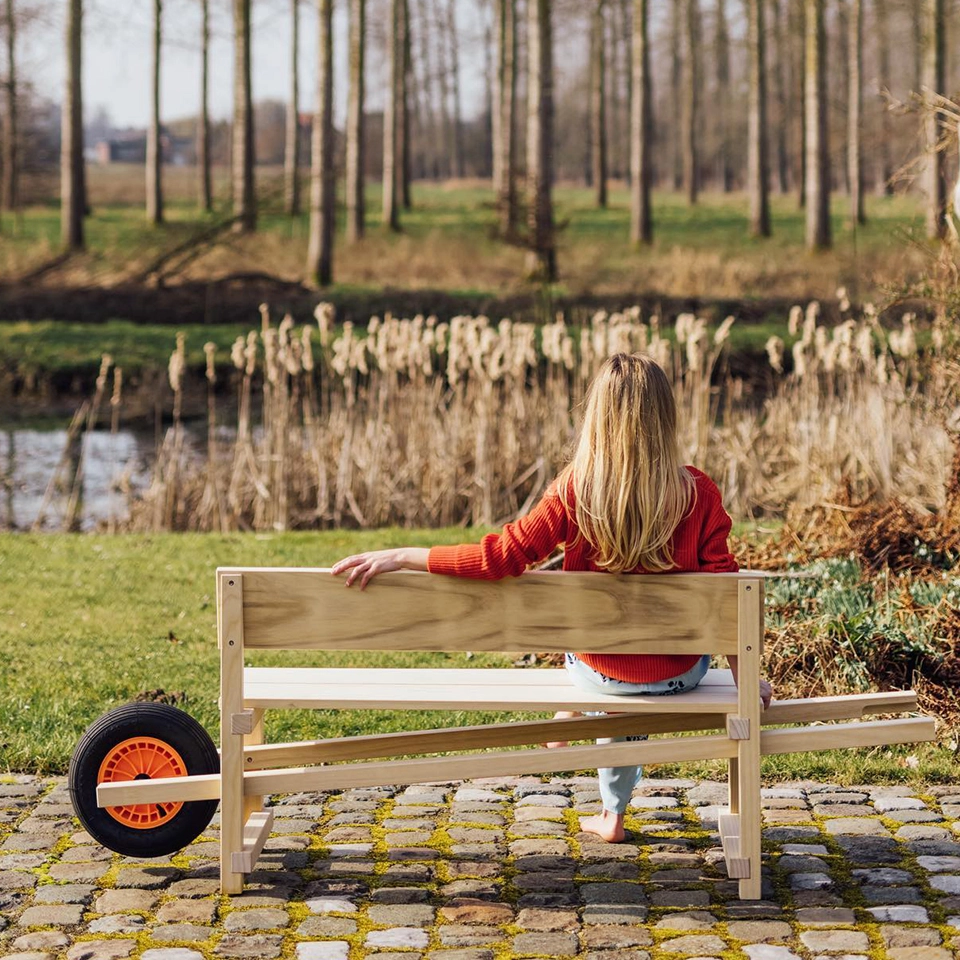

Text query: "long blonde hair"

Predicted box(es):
[558, 353, 694, 573]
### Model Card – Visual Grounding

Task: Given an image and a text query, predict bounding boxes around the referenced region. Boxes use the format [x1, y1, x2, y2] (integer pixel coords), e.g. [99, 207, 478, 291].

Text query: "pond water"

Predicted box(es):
[0, 427, 155, 531]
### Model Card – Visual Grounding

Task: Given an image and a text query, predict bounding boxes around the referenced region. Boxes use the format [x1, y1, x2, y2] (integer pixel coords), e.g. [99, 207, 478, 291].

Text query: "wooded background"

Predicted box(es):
[0, 0, 954, 285]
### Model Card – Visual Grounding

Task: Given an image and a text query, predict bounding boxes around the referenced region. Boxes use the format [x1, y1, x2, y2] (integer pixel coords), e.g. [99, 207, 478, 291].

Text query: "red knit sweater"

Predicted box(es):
[427, 466, 738, 683]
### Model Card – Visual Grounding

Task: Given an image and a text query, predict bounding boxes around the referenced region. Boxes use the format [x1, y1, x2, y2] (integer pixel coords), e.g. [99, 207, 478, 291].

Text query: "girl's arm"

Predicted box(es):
[334, 486, 570, 589]
[727, 656, 773, 709]
[332, 548, 430, 590]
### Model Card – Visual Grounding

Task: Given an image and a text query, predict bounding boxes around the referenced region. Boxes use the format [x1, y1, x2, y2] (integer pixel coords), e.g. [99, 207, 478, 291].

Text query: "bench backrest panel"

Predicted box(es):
[219, 568, 745, 655]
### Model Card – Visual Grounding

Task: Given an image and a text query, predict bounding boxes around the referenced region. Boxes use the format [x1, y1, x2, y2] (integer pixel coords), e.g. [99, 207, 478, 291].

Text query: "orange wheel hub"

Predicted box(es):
[97, 736, 186, 829]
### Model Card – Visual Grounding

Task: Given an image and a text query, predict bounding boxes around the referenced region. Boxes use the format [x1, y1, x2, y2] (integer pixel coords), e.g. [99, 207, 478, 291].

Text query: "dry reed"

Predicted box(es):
[121, 296, 958, 533]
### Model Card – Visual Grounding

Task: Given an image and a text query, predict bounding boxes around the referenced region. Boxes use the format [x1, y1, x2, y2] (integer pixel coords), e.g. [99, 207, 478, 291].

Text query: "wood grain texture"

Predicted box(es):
[241, 733, 741, 795]
[242, 708, 265, 825]
[241, 666, 739, 713]
[231, 709, 256, 735]
[94, 715, 938, 808]
[231, 809, 274, 874]
[98, 773, 221, 805]
[760, 716, 937, 754]
[219, 572, 247, 895]
[762, 690, 917, 722]
[726, 716, 751, 740]
[735, 579, 763, 899]
[718, 812, 751, 878]
[241, 712, 734, 768]
[224, 567, 742, 654]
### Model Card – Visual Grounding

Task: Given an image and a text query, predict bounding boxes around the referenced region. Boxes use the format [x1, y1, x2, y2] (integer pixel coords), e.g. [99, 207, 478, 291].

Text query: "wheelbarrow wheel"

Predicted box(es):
[68, 702, 220, 858]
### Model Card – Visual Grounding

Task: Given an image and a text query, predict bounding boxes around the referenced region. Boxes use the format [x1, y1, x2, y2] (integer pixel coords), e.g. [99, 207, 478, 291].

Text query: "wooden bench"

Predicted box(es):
[97, 567, 937, 899]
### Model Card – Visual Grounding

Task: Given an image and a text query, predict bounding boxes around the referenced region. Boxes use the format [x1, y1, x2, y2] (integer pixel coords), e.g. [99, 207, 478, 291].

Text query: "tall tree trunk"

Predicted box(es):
[401, 0, 412, 206]
[147, 0, 163, 225]
[492, 1, 502, 190]
[923, 0, 946, 239]
[61, 0, 84, 250]
[285, 0, 301, 215]
[874, 0, 892, 195]
[804, 0, 830, 249]
[346, 0, 365, 242]
[682, 0, 699, 204]
[836, 1, 850, 195]
[433, 0, 451, 178]
[714, 0, 732, 191]
[307, 0, 334, 283]
[232, 0, 255, 232]
[198, 0, 212, 211]
[591, 0, 607, 207]
[670, 1, 682, 189]
[446, 0, 463, 177]
[630, 0, 652, 244]
[618, 0, 632, 184]
[913, 0, 923, 93]
[747, 0, 770, 235]
[416, 0, 438, 178]
[603, 5, 619, 181]
[2, 0, 18, 213]
[383, 0, 401, 228]
[791, 0, 805, 207]
[771, 0, 790, 193]
[493, 0, 517, 236]
[482, 6, 493, 177]
[526, 0, 555, 281]
[847, 0, 864, 223]
[407, 0, 426, 180]
[78, 27, 87, 218]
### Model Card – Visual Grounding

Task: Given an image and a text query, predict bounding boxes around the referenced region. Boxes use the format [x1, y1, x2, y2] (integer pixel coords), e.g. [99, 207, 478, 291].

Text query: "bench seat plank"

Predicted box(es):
[242, 666, 739, 713]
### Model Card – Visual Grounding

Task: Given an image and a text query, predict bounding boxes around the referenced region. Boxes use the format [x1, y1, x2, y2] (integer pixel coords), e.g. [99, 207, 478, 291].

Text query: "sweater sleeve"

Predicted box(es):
[427, 487, 569, 579]
[695, 473, 739, 573]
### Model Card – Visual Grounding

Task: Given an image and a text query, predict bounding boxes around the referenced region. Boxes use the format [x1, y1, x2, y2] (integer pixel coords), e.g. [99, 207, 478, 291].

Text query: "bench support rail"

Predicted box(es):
[230, 810, 274, 875]
[718, 812, 752, 879]
[95, 715, 937, 810]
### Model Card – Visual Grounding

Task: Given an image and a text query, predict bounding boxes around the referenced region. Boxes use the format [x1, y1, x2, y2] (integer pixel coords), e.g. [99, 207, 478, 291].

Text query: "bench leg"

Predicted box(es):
[219, 573, 247, 895]
[243, 709, 266, 824]
[737, 740, 762, 899]
[736, 579, 764, 900]
[728, 756, 740, 814]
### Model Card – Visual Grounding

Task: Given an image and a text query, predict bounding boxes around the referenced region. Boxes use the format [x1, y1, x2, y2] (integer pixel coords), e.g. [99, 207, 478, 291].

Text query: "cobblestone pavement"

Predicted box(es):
[2, 775, 960, 960]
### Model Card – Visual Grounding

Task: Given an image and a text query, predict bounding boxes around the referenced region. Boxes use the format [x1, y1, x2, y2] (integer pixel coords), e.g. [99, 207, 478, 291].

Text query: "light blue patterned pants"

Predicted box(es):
[564, 653, 711, 815]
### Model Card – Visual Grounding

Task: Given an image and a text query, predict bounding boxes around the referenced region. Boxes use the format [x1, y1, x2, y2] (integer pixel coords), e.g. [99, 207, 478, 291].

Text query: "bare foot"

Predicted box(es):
[545, 711, 581, 749]
[579, 809, 626, 843]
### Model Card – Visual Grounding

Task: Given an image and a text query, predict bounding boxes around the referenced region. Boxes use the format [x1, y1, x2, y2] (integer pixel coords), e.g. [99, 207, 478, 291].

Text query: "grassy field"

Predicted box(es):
[0, 530, 951, 784]
[0, 165, 931, 303]
[0, 319, 262, 382]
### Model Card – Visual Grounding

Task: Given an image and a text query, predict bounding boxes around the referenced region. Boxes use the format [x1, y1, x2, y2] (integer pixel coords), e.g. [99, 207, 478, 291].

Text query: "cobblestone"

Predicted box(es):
[3, 776, 960, 960]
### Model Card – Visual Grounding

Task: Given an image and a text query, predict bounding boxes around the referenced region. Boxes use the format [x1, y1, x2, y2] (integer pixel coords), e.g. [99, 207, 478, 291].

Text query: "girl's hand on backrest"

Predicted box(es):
[331, 548, 430, 590]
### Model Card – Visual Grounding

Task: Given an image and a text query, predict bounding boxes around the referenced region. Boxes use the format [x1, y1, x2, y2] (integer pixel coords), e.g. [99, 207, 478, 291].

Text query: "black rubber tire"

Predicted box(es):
[68, 702, 219, 858]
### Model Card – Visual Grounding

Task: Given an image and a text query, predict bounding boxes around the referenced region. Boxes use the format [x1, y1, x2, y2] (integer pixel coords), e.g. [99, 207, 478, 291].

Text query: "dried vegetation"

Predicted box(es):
[43, 297, 960, 729]
[111, 297, 959, 535]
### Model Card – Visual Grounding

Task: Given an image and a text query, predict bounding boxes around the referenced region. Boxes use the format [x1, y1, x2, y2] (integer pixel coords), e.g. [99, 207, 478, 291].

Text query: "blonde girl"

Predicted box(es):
[333, 353, 771, 842]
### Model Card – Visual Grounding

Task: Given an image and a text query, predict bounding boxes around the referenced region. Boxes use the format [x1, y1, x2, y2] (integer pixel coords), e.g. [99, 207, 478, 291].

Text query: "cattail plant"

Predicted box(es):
[124, 300, 959, 533]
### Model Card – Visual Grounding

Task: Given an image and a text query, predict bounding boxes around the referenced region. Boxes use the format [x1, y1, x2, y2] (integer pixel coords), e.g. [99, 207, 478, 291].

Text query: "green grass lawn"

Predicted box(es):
[1, 170, 930, 304]
[0, 531, 951, 785]
[0, 319, 256, 380]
